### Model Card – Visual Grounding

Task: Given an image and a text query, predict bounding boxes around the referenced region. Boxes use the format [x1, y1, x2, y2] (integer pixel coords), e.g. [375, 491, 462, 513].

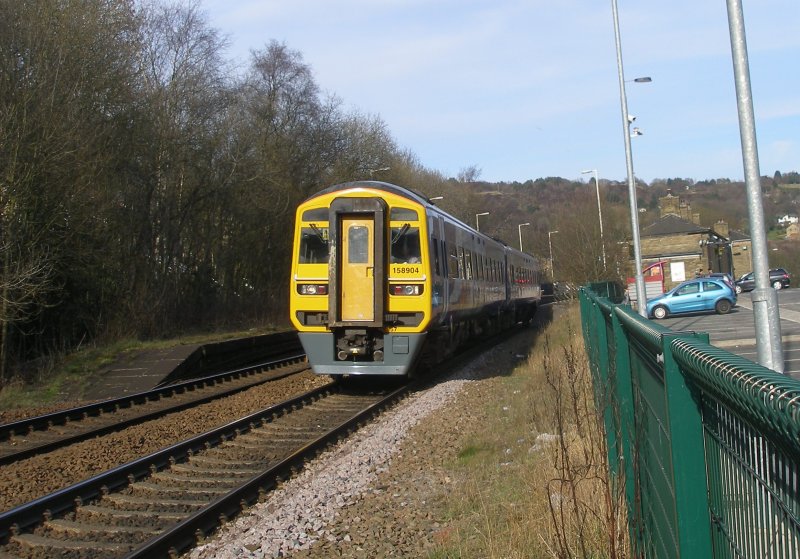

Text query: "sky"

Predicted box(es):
[201, 0, 800, 185]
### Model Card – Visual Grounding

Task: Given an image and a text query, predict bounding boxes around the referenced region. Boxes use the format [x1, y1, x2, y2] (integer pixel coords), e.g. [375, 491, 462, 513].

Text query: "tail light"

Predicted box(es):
[298, 284, 328, 295]
[390, 284, 423, 296]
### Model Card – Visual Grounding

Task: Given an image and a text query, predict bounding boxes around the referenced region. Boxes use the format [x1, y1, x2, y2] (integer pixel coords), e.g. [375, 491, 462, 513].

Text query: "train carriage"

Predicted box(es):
[290, 181, 542, 376]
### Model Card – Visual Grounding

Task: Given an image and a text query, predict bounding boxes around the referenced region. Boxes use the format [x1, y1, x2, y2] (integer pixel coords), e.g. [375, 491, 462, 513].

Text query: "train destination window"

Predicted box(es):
[348, 225, 370, 263]
[390, 208, 418, 221]
[302, 208, 329, 221]
[391, 226, 421, 263]
[299, 226, 329, 263]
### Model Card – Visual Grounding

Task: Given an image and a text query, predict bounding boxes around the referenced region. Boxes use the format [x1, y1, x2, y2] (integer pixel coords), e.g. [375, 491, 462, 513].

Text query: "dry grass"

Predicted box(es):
[432, 304, 629, 558]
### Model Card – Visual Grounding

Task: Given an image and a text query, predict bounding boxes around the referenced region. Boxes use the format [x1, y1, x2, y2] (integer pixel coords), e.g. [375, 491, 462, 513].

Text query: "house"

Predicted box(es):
[778, 214, 799, 226]
[631, 191, 750, 293]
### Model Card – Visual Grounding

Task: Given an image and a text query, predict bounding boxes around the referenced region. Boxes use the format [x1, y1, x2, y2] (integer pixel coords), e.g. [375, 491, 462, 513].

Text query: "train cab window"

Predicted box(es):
[391, 226, 421, 263]
[348, 225, 370, 263]
[299, 226, 329, 263]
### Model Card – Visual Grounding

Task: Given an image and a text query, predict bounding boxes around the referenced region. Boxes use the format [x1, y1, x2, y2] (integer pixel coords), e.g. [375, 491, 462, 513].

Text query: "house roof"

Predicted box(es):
[729, 228, 750, 241]
[642, 214, 710, 237]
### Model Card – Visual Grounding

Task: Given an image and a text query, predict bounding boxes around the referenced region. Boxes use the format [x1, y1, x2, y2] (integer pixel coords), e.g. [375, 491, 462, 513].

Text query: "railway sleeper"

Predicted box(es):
[244, 425, 326, 437]
[188, 454, 263, 468]
[103, 492, 206, 513]
[234, 431, 321, 445]
[9, 532, 132, 557]
[148, 470, 245, 488]
[74, 504, 186, 528]
[170, 461, 263, 477]
[39, 517, 158, 541]
[234, 428, 321, 441]
[128, 480, 230, 499]
[200, 447, 270, 461]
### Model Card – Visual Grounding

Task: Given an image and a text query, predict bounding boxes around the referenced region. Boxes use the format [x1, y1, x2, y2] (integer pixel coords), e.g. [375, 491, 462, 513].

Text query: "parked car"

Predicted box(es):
[734, 268, 791, 294]
[647, 278, 737, 319]
[708, 272, 734, 289]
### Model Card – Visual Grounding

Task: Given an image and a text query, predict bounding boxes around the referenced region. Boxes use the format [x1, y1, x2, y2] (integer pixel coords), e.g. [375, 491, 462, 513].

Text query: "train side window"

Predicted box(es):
[447, 244, 458, 279]
[431, 237, 441, 275]
[348, 225, 369, 263]
[299, 227, 329, 263]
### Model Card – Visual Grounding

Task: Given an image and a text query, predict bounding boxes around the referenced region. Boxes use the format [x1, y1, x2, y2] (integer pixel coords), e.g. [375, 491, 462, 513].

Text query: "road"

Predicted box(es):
[653, 288, 800, 380]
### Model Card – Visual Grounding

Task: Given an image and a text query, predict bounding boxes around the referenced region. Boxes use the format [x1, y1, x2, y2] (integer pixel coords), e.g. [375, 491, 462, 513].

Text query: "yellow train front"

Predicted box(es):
[290, 181, 542, 376]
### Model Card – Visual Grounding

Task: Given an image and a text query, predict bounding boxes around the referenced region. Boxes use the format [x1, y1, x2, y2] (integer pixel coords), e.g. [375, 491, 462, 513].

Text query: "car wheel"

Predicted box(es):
[735, 285, 742, 294]
[772, 280, 783, 290]
[653, 306, 668, 319]
[715, 299, 732, 315]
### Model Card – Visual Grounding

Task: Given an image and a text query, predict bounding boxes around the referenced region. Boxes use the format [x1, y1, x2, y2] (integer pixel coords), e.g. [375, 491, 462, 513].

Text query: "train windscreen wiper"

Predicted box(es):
[391, 223, 410, 245]
[309, 223, 328, 244]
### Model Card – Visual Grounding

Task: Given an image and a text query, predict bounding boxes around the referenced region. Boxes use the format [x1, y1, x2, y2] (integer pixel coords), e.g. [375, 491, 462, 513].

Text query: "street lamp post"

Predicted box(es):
[548, 230, 559, 279]
[368, 166, 390, 178]
[611, 0, 648, 317]
[518, 222, 530, 252]
[726, 0, 783, 372]
[475, 212, 489, 232]
[581, 169, 606, 270]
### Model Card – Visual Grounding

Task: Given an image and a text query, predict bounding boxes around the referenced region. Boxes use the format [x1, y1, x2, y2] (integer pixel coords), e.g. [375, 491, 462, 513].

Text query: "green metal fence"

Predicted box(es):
[580, 285, 800, 558]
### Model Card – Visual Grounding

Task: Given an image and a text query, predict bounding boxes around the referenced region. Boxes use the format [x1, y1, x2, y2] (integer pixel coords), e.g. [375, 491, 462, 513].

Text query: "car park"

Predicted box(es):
[647, 277, 737, 319]
[734, 268, 791, 294]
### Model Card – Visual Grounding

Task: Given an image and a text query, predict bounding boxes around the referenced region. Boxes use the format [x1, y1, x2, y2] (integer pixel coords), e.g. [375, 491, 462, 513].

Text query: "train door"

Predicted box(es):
[341, 216, 375, 321]
[328, 197, 386, 329]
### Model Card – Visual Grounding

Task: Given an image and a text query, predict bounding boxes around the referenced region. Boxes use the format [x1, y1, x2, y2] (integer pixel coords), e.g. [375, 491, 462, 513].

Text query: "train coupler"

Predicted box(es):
[335, 329, 385, 362]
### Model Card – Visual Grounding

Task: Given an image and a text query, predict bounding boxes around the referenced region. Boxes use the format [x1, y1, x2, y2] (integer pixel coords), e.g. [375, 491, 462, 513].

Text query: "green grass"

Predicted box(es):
[430, 305, 629, 559]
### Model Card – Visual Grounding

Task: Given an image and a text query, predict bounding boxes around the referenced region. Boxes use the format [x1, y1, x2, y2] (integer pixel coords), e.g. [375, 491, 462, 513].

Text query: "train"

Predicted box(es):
[289, 181, 543, 376]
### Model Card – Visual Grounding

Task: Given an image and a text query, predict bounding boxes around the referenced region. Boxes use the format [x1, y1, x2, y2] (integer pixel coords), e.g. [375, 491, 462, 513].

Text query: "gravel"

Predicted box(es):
[187, 328, 536, 559]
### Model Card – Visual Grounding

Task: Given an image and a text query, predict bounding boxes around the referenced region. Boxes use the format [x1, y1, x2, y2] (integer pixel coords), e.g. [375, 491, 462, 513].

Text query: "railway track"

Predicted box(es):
[0, 379, 410, 558]
[0, 351, 307, 466]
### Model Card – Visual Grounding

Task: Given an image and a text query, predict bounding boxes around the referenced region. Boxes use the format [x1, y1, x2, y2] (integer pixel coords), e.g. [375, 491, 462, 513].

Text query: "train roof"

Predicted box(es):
[309, 181, 432, 206]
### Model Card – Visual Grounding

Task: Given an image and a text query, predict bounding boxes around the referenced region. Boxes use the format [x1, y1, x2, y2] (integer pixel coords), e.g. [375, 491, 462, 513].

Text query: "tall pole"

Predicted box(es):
[611, 0, 647, 317]
[582, 169, 607, 270]
[548, 230, 559, 279]
[518, 222, 530, 252]
[726, 0, 783, 372]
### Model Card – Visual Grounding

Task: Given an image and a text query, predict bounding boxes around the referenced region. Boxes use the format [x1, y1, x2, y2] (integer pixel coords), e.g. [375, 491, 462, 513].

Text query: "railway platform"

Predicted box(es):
[81, 344, 201, 401]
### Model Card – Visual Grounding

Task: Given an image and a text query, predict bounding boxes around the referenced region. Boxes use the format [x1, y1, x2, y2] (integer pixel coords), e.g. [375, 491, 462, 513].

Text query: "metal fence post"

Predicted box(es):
[662, 332, 714, 557]
[611, 307, 639, 550]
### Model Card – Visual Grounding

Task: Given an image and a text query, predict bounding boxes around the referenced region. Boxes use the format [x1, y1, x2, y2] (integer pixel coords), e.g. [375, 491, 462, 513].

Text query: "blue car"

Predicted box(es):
[646, 278, 737, 319]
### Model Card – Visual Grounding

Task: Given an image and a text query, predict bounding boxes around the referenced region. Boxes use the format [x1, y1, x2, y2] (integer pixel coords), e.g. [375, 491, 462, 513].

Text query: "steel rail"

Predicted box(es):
[0, 381, 338, 544]
[0, 353, 306, 466]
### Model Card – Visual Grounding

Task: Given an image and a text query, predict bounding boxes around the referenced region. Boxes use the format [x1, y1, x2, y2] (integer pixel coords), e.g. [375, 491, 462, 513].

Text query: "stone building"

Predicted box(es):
[634, 191, 752, 291]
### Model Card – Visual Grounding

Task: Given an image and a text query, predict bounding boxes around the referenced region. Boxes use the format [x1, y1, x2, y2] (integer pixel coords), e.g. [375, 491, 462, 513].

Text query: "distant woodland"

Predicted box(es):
[1, 0, 798, 382]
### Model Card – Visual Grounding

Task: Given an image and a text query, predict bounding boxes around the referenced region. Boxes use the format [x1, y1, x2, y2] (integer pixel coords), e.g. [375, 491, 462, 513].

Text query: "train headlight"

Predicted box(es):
[298, 284, 328, 295]
[389, 284, 423, 296]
